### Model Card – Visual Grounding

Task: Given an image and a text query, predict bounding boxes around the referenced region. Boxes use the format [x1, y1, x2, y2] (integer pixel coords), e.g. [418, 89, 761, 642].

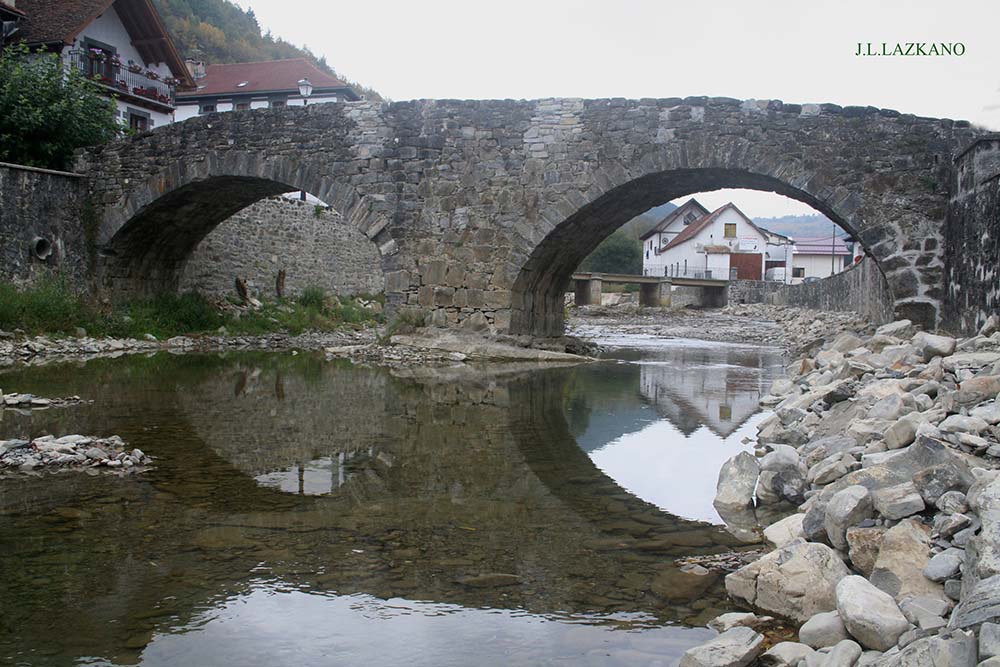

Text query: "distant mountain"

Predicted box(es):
[619, 201, 678, 239]
[152, 0, 383, 100]
[752, 213, 850, 240]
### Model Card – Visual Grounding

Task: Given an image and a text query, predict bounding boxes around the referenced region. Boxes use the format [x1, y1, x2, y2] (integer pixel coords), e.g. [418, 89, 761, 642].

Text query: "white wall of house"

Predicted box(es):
[61, 6, 176, 128]
[643, 206, 768, 279]
[791, 253, 852, 283]
[174, 93, 341, 124]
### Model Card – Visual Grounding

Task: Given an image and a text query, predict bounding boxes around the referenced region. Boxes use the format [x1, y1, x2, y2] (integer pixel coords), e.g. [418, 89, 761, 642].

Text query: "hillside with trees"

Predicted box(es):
[152, 0, 382, 100]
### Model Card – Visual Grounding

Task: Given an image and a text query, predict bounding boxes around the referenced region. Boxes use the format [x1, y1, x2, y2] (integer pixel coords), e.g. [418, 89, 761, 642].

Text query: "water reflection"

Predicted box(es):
[562, 337, 784, 522]
[0, 351, 761, 666]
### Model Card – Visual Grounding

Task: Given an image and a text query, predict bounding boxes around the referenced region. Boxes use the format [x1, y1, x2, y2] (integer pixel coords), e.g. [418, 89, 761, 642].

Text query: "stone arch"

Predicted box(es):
[512, 156, 931, 336]
[96, 150, 395, 295]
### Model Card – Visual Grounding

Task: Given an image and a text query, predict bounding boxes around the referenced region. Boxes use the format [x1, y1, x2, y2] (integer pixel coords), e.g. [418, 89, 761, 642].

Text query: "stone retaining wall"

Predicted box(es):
[944, 137, 1000, 335]
[0, 162, 90, 290]
[769, 257, 894, 325]
[728, 279, 783, 305]
[179, 197, 384, 299]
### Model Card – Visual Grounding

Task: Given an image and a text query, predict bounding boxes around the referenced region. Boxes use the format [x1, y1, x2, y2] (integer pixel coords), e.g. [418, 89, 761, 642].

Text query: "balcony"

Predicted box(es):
[66, 49, 177, 111]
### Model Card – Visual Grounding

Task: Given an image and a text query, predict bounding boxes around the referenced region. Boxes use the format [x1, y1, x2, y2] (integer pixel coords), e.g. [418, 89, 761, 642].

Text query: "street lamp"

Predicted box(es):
[297, 77, 313, 105]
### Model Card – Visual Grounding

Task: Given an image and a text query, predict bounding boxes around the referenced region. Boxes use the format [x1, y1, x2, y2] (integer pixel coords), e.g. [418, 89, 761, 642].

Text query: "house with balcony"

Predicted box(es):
[175, 58, 360, 121]
[642, 201, 775, 280]
[11, 0, 193, 130]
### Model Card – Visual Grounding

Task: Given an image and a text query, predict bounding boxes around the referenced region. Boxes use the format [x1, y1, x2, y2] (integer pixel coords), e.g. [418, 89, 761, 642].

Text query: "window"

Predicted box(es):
[719, 405, 732, 421]
[684, 213, 697, 225]
[200, 104, 216, 114]
[724, 223, 737, 239]
[127, 108, 150, 132]
[793, 267, 805, 278]
[270, 99, 287, 108]
[235, 102, 250, 111]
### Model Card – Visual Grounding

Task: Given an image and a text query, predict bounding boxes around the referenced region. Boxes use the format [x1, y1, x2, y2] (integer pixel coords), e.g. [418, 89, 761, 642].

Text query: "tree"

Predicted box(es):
[578, 230, 643, 274]
[0, 44, 120, 170]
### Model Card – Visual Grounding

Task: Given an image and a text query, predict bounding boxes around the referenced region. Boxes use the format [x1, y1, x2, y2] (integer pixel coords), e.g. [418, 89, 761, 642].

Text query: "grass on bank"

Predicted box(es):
[0, 279, 383, 339]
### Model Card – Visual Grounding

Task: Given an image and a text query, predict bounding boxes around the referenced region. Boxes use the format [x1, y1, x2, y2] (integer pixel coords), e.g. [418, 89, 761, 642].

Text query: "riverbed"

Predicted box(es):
[0, 329, 784, 666]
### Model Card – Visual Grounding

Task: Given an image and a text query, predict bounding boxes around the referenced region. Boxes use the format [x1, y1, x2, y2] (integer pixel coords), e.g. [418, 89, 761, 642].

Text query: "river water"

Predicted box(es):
[0, 333, 783, 666]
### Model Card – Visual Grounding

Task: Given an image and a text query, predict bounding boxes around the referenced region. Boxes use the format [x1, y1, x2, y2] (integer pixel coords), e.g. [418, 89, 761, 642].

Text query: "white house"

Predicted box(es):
[641, 201, 774, 281]
[789, 235, 853, 283]
[12, 0, 194, 130]
[175, 58, 360, 121]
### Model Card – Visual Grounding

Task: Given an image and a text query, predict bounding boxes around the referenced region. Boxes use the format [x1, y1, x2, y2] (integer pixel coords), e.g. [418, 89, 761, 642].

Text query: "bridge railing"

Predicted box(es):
[644, 266, 738, 280]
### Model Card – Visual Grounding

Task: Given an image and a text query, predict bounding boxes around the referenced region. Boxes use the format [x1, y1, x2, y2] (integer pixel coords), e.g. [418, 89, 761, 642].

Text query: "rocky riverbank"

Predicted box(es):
[569, 303, 871, 349]
[680, 315, 1000, 666]
[1, 434, 150, 475]
[0, 329, 376, 366]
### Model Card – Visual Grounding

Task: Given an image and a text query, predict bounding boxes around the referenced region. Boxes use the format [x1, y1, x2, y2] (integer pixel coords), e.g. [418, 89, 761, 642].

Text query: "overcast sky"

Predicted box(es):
[240, 0, 999, 216]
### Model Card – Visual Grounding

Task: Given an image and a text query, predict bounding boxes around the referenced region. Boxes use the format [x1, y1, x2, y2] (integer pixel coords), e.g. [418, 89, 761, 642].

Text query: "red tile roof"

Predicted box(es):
[639, 198, 709, 241]
[663, 202, 768, 251]
[178, 58, 355, 98]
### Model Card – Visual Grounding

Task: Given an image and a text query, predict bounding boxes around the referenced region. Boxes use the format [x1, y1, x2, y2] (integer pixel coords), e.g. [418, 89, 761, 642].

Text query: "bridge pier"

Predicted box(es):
[639, 281, 671, 307]
[574, 278, 603, 306]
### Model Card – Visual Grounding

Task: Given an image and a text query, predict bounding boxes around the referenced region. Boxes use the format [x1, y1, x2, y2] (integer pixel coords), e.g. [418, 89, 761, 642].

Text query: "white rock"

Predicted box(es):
[726, 541, 850, 623]
[825, 485, 873, 550]
[798, 610, 849, 648]
[835, 575, 910, 651]
[714, 451, 759, 514]
[763, 513, 805, 548]
[678, 626, 764, 667]
[760, 641, 815, 667]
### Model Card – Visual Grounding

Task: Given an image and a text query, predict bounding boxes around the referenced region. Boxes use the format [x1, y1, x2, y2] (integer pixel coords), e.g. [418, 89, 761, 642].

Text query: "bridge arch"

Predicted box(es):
[81, 104, 399, 297]
[510, 125, 945, 335]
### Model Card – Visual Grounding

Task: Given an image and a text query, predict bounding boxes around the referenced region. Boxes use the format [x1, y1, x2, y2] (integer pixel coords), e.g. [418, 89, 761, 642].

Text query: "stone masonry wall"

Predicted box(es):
[179, 196, 384, 299]
[769, 256, 894, 325]
[82, 100, 988, 335]
[0, 162, 90, 290]
[944, 137, 1000, 335]
[728, 279, 783, 305]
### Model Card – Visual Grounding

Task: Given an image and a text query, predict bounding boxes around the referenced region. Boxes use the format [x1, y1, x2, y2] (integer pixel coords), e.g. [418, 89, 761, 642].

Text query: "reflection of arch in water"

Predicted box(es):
[504, 365, 746, 552]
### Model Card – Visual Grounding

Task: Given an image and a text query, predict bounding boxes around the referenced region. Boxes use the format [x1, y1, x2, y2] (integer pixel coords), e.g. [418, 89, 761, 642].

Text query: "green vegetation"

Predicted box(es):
[152, 0, 383, 100]
[0, 278, 381, 339]
[578, 230, 642, 275]
[379, 309, 427, 343]
[0, 44, 121, 170]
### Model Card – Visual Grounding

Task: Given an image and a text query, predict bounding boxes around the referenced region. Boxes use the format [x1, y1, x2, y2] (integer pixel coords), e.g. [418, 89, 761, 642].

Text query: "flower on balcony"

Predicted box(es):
[127, 63, 143, 74]
[145, 70, 159, 80]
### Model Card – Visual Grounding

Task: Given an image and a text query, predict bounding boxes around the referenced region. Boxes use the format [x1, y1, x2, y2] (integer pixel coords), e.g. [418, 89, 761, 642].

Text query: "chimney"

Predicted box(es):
[185, 58, 205, 80]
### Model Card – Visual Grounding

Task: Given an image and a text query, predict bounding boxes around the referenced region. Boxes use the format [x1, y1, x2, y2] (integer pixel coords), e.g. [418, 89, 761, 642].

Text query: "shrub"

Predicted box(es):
[297, 286, 327, 309]
[0, 44, 121, 170]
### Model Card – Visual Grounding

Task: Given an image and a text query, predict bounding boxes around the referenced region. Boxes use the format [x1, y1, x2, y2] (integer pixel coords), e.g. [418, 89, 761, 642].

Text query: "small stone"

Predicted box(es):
[872, 482, 926, 520]
[846, 526, 886, 577]
[763, 513, 805, 548]
[760, 641, 815, 667]
[824, 639, 863, 667]
[936, 490, 968, 514]
[798, 610, 849, 649]
[84, 447, 107, 460]
[924, 548, 963, 582]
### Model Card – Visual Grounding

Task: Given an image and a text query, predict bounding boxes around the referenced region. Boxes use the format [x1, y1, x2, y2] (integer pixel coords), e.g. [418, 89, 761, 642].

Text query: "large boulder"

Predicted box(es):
[759, 642, 815, 667]
[714, 452, 759, 514]
[825, 485, 873, 550]
[678, 626, 764, 667]
[726, 541, 850, 623]
[952, 476, 1000, 627]
[868, 518, 946, 603]
[835, 575, 909, 651]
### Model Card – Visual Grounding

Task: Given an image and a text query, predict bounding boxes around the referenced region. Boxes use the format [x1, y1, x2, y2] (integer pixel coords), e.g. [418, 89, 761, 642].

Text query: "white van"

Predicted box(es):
[764, 267, 787, 282]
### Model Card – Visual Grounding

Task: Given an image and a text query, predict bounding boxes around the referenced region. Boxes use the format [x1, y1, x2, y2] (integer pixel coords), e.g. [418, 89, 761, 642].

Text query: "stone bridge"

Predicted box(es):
[78, 97, 983, 334]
